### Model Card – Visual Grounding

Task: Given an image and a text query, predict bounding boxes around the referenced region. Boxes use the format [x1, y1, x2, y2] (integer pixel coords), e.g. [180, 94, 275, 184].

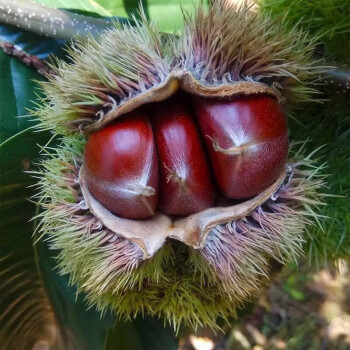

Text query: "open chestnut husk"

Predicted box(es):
[34, 0, 326, 330]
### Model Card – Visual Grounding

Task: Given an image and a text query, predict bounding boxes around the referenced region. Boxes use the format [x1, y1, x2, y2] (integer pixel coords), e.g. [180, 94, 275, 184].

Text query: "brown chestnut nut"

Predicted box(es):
[192, 95, 288, 199]
[152, 99, 216, 216]
[84, 112, 159, 219]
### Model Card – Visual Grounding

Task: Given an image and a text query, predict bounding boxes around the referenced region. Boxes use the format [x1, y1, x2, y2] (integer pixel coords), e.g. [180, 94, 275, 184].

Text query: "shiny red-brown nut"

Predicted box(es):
[152, 99, 216, 216]
[84, 112, 159, 219]
[192, 95, 288, 199]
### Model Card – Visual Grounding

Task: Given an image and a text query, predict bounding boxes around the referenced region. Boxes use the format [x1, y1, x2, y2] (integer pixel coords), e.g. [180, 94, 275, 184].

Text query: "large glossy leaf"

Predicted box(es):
[0, 48, 116, 348]
[36, 238, 116, 350]
[105, 316, 178, 350]
[0, 128, 51, 349]
[0, 51, 43, 143]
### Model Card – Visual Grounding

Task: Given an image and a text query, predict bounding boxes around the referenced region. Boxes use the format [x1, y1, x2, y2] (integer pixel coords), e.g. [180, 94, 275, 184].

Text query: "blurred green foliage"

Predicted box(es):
[259, 0, 350, 61]
[260, 0, 350, 268]
[35, 0, 205, 32]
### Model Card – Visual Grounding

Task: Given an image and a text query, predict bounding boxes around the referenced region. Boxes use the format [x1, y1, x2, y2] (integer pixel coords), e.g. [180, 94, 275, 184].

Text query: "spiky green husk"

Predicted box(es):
[34, 136, 326, 330]
[259, 0, 350, 268]
[33, 0, 323, 135]
[31, 0, 330, 330]
[259, 0, 350, 62]
[288, 104, 350, 268]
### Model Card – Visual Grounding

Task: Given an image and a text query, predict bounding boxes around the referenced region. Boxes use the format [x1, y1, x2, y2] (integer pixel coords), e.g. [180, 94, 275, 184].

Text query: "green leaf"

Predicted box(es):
[0, 125, 115, 348]
[0, 127, 51, 348]
[0, 48, 117, 347]
[36, 238, 116, 350]
[105, 316, 178, 350]
[0, 51, 43, 143]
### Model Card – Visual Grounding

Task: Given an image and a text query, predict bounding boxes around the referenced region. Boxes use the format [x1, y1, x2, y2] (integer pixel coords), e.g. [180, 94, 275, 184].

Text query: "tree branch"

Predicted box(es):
[320, 63, 350, 97]
[0, 40, 54, 77]
[0, 0, 112, 40]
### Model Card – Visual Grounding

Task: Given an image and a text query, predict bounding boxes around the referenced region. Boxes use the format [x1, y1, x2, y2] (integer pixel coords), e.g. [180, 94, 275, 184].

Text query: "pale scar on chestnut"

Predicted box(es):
[84, 92, 288, 220]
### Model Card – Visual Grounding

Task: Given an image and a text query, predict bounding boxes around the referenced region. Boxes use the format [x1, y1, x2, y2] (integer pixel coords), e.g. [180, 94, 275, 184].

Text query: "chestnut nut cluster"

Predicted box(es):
[84, 94, 288, 220]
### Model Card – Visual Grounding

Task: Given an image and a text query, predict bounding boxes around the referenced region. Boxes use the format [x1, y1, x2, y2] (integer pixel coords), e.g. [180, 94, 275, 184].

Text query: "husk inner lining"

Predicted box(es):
[80, 165, 286, 258]
[83, 70, 282, 134]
